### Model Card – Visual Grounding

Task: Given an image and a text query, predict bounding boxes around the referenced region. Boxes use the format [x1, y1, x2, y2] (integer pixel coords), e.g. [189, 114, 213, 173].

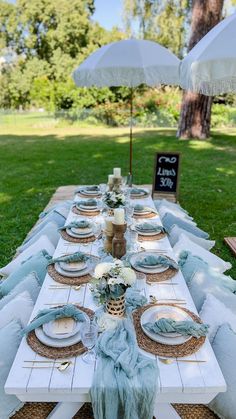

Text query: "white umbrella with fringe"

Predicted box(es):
[72, 39, 180, 183]
[180, 12, 236, 96]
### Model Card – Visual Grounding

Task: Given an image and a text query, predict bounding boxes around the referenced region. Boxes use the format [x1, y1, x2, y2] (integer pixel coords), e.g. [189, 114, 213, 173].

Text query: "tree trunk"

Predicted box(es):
[177, 0, 224, 139]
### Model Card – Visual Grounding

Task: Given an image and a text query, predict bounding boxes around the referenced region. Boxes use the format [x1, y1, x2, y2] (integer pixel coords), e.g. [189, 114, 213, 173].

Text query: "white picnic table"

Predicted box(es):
[5, 188, 226, 419]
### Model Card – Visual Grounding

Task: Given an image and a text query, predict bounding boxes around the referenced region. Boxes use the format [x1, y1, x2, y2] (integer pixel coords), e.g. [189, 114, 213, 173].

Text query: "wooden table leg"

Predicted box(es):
[47, 402, 84, 419]
[154, 403, 181, 419]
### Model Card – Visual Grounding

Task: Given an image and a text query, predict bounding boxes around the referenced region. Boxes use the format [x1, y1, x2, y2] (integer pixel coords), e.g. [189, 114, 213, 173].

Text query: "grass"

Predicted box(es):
[0, 113, 236, 277]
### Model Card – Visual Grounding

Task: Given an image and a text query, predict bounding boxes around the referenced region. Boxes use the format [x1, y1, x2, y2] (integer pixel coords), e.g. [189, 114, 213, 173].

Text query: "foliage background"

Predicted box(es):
[0, 0, 236, 128]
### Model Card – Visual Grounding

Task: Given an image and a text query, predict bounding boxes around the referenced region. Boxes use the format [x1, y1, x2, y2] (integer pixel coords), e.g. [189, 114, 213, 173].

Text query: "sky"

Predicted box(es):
[93, 0, 124, 31]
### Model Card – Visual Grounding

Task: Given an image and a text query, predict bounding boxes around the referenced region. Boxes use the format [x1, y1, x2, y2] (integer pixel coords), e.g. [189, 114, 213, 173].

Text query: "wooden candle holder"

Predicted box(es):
[113, 176, 122, 193]
[108, 183, 114, 192]
[112, 222, 127, 259]
[104, 229, 114, 254]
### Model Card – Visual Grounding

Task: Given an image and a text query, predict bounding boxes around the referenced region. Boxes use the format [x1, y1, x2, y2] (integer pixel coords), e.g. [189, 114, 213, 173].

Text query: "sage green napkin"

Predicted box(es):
[125, 289, 148, 310]
[23, 304, 86, 335]
[76, 198, 97, 207]
[48, 251, 89, 265]
[131, 188, 148, 195]
[134, 204, 156, 214]
[85, 185, 99, 191]
[144, 318, 209, 338]
[137, 255, 178, 270]
[136, 222, 166, 233]
[59, 220, 91, 231]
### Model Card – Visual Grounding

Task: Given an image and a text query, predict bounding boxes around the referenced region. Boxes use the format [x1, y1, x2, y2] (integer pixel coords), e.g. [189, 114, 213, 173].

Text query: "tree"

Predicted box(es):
[0, 0, 125, 109]
[177, 0, 224, 139]
[123, 0, 190, 57]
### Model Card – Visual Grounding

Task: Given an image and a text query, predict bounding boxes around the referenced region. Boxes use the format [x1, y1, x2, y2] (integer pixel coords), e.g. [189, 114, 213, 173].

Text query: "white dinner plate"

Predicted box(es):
[43, 317, 82, 340]
[129, 251, 169, 274]
[35, 326, 82, 348]
[134, 209, 151, 216]
[55, 261, 92, 278]
[135, 227, 161, 236]
[66, 228, 94, 239]
[80, 189, 100, 196]
[131, 191, 146, 197]
[78, 205, 98, 212]
[59, 260, 87, 272]
[141, 305, 192, 345]
[71, 226, 92, 235]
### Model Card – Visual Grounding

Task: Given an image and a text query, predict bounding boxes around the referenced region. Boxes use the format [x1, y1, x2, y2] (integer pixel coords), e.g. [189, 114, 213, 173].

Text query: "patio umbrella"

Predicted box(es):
[180, 12, 236, 96]
[73, 39, 180, 182]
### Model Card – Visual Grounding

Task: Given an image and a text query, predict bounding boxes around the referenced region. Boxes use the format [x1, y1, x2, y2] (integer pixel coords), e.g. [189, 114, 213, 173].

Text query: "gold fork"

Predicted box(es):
[158, 357, 206, 364]
[149, 295, 186, 305]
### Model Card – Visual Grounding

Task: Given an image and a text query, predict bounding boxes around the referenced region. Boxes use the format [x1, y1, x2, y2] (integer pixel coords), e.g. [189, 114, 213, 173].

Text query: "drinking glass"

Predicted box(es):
[125, 205, 134, 225]
[122, 176, 127, 186]
[124, 187, 131, 202]
[99, 183, 107, 194]
[92, 223, 102, 240]
[134, 272, 146, 293]
[97, 199, 104, 213]
[126, 229, 139, 253]
[81, 322, 98, 364]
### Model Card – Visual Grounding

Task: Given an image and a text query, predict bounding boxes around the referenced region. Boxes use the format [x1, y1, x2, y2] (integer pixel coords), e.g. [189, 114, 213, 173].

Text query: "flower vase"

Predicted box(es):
[106, 293, 125, 317]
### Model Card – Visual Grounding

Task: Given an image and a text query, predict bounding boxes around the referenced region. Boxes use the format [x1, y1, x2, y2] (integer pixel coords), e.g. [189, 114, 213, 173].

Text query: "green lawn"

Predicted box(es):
[0, 113, 236, 277]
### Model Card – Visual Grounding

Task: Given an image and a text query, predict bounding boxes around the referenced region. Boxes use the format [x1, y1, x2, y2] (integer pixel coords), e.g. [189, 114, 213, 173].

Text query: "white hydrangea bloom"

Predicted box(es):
[94, 262, 113, 278]
[120, 267, 136, 285]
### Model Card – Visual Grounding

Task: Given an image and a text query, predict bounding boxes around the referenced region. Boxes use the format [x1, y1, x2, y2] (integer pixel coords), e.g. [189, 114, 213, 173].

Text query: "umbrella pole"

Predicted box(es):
[129, 87, 133, 186]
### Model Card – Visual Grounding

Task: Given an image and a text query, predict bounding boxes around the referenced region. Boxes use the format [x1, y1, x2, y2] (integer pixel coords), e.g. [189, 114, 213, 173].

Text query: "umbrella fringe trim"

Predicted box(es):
[184, 77, 236, 96]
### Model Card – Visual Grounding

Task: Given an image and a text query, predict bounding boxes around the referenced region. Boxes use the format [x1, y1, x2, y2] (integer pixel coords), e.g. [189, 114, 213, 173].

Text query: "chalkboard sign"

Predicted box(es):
[152, 152, 181, 201]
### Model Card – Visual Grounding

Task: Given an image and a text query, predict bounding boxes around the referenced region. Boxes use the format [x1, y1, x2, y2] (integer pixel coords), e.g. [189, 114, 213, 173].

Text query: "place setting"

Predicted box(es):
[76, 185, 102, 199]
[59, 219, 102, 243]
[24, 303, 96, 360]
[129, 250, 179, 283]
[132, 221, 167, 242]
[72, 198, 101, 216]
[133, 204, 158, 219]
[129, 187, 149, 199]
[132, 302, 209, 358]
[47, 251, 100, 285]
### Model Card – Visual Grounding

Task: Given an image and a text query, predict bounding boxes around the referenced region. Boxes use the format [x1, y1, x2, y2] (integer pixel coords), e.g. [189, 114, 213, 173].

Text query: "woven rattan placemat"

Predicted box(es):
[134, 212, 157, 219]
[77, 192, 102, 199]
[48, 264, 92, 285]
[133, 303, 205, 357]
[130, 193, 149, 200]
[138, 232, 166, 242]
[27, 306, 94, 358]
[60, 229, 96, 244]
[134, 266, 178, 283]
[72, 206, 100, 217]
[47, 255, 99, 285]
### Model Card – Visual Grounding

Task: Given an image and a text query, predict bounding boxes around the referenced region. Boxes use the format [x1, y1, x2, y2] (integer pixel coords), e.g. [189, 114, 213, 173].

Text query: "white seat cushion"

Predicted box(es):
[169, 225, 215, 250]
[200, 294, 236, 342]
[0, 235, 55, 277]
[173, 233, 231, 273]
[19, 221, 60, 252]
[0, 320, 24, 418]
[0, 291, 34, 328]
[158, 205, 194, 222]
[0, 272, 41, 310]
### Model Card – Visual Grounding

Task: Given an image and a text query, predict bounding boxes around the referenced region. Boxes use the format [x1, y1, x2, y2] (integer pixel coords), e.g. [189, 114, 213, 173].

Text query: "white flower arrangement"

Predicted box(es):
[103, 191, 126, 208]
[91, 259, 136, 304]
